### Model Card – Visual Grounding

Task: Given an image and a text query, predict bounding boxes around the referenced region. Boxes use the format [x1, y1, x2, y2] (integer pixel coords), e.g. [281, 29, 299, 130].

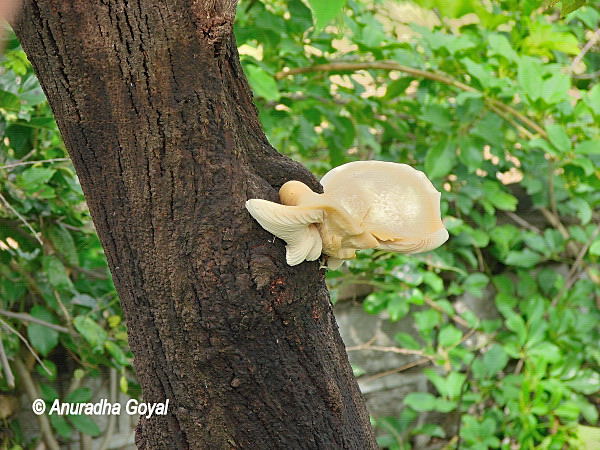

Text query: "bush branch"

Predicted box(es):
[276, 61, 548, 138]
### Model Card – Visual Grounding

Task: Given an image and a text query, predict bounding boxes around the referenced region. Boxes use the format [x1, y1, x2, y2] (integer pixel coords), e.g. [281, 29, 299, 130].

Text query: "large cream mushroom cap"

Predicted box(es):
[320, 160, 448, 254]
[245, 160, 448, 267]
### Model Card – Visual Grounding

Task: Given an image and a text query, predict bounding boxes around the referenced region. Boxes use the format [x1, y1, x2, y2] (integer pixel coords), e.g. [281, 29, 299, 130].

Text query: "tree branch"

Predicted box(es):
[552, 223, 600, 307]
[13, 357, 60, 450]
[0, 192, 43, 246]
[570, 29, 600, 73]
[0, 309, 73, 335]
[276, 61, 548, 138]
[0, 158, 70, 170]
[0, 330, 15, 389]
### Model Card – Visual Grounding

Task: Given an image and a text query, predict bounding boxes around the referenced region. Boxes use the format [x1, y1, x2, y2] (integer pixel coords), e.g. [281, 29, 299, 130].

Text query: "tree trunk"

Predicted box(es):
[14, 1, 376, 448]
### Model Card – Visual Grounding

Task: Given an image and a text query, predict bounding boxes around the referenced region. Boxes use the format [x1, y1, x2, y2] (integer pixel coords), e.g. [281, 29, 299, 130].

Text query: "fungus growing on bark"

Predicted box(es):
[246, 161, 449, 268]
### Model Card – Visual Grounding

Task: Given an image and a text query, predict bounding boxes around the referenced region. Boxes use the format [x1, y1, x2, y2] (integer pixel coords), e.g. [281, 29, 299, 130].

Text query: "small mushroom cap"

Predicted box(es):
[279, 180, 314, 206]
[245, 199, 323, 266]
[320, 160, 447, 252]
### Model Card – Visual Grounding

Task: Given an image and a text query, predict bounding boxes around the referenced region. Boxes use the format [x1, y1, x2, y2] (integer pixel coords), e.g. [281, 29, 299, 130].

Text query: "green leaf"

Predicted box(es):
[458, 137, 483, 170]
[571, 197, 592, 224]
[518, 57, 543, 101]
[245, 65, 280, 102]
[422, 272, 444, 293]
[488, 33, 518, 62]
[394, 332, 420, 350]
[50, 414, 72, 439]
[0, 90, 21, 111]
[578, 425, 600, 450]
[461, 58, 493, 88]
[65, 387, 92, 403]
[589, 240, 600, 256]
[414, 309, 441, 333]
[307, 0, 346, 32]
[39, 382, 58, 402]
[105, 341, 129, 366]
[564, 370, 600, 395]
[524, 22, 580, 55]
[574, 140, 600, 155]
[16, 167, 56, 193]
[471, 113, 504, 145]
[363, 291, 389, 314]
[561, 0, 587, 15]
[413, 424, 446, 438]
[546, 124, 572, 152]
[434, 398, 457, 412]
[505, 249, 541, 268]
[541, 73, 570, 104]
[445, 372, 466, 399]
[404, 392, 437, 412]
[568, 157, 595, 176]
[425, 141, 456, 179]
[288, 0, 313, 33]
[421, 104, 452, 130]
[387, 296, 410, 321]
[120, 375, 129, 393]
[439, 325, 462, 347]
[529, 342, 561, 363]
[42, 256, 72, 289]
[585, 83, 600, 115]
[482, 181, 517, 211]
[506, 313, 527, 344]
[73, 316, 108, 350]
[36, 359, 57, 380]
[482, 344, 509, 375]
[68, 415, 101, 437]
[27, 306, 59, 357]
[463, 272, 489, 298]
[47, 225, 78, 266]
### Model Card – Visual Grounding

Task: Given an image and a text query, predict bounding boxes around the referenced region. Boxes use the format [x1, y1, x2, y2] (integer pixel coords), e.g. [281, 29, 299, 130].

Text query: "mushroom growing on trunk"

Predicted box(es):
[246, 161, 449, 268]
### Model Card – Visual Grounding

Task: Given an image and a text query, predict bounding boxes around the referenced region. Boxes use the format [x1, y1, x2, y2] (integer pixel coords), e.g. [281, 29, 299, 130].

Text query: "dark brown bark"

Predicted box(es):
[14, 1, 376, 448]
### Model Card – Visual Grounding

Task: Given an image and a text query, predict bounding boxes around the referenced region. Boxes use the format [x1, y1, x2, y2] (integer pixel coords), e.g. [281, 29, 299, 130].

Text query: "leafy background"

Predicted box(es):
[1, 0, 599, 448]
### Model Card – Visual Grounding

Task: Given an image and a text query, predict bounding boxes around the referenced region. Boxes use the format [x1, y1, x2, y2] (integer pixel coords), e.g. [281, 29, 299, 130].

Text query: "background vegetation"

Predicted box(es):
[1, 0, 599, 448]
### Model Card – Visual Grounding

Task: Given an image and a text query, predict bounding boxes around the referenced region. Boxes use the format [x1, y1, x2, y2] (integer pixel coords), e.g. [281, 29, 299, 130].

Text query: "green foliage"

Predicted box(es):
[1, 0, 598, 448]
[0, 32, 134, 446]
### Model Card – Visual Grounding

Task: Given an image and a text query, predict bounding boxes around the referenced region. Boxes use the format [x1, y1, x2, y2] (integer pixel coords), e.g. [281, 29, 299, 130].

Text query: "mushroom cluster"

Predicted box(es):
[246, 160, 449, 268]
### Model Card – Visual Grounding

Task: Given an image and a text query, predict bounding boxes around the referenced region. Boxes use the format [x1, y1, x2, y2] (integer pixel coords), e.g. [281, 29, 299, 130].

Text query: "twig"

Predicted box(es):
[0, 158, 70, 170]
[346, 343, 430, 357]
[0, 192, 43, 246]
[455, 355, 477, 450]
[276, 61, 478, 93]
[423, 296, 471, 329]
[551, 224, 600, 307]
[570, 29, 600, 73]
[53, 290, 72, 326]
[0, 329, 15, 388]
[572, 70, 600, 79]
[0, 317, 50, 375]
[487, 98, 547, 138]
[514, 358, 524, 375]
[488, 103, 534, 140]
[13, 357, 60, 450]
[276, 61, 548, 138]
[360, 357, 432, 383]
[98, 368, 118, 450]
[503, 211, 541, 233]
[548, 163, 558, 218]
[0, 309, 72, 334]
[539, 207, 579, 256]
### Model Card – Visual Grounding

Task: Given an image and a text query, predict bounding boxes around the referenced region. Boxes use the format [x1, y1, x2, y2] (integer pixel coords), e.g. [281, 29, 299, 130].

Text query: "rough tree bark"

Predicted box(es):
[15, 0, 376, 448]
